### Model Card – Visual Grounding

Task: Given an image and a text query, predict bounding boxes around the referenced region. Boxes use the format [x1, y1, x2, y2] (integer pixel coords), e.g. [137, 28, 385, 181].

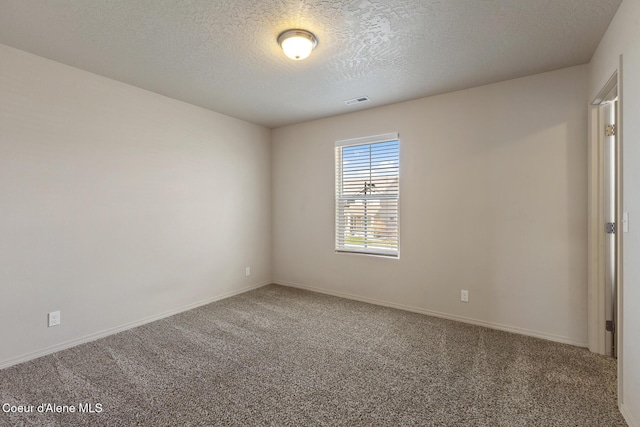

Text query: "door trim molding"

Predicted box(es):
[587, 59, 625, 414]
[587, 72, 616, 355]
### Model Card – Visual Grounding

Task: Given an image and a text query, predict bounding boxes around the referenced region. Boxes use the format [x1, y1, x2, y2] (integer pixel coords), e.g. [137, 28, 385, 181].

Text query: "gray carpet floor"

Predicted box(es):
[0, 284, 626, 426]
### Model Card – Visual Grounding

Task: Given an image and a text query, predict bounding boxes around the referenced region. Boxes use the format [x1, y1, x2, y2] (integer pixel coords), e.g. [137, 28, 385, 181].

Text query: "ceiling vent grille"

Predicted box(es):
[344, 96, 370, 106]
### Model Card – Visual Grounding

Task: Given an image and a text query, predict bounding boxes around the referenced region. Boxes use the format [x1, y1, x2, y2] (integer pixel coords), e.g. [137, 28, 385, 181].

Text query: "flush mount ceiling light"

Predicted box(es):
[277, 29, 318, 60]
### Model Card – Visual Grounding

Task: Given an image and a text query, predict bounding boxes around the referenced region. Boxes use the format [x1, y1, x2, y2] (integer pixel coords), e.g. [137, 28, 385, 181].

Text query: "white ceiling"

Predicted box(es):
[0, 0, 622, 128]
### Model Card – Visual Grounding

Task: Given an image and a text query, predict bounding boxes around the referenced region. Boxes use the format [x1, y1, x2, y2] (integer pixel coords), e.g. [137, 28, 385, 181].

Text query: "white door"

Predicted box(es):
[603, 98, 618, 357]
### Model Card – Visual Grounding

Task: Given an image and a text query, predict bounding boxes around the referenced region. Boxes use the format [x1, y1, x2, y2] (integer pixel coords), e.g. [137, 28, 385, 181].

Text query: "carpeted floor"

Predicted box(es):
[0, 284, 626, 426]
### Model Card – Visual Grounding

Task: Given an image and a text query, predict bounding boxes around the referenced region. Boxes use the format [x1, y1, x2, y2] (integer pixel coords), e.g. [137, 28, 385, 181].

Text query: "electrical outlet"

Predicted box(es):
[460, 290, 469, 303]
[245, 267, 251, 277]
[48, 311, 61, 327]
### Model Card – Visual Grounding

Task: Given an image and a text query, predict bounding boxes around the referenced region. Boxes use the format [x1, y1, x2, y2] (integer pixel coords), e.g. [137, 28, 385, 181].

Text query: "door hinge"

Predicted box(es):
[605, 222, 616, 234]
[606, 124, 616, 137]
[606, 320, 615, 333]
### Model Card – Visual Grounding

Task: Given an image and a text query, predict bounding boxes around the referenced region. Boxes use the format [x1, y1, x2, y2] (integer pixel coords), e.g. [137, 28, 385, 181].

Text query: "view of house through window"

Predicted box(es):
[335, 133, 399, 257]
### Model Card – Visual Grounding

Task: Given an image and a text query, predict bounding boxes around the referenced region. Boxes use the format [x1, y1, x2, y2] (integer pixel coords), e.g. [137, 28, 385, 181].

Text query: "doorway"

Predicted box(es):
[590, 72, 619, 358]
[602, 94, 618, 357]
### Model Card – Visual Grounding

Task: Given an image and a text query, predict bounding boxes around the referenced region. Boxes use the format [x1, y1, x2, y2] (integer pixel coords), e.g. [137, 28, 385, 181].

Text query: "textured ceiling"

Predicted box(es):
[0, 0, 622, 128]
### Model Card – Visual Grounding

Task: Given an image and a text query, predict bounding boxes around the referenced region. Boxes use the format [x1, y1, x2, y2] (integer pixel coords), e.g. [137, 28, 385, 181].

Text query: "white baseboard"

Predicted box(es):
[275, 280, 588, 348]
[621, 402, 638, 427]
[0, 281, 270, 370]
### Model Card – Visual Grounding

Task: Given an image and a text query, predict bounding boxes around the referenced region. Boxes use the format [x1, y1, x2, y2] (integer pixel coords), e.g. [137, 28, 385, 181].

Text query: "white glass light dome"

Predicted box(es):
[277, 29, 318, 60]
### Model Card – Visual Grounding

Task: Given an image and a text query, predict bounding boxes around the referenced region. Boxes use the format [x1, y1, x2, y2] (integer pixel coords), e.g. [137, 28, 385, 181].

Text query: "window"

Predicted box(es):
[335, 133, 399, 257]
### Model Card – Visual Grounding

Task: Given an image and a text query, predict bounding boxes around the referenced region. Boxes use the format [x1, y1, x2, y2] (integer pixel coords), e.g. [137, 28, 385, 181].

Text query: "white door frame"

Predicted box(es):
[588, 71, 616, 355]
[587, 64, 623, 404]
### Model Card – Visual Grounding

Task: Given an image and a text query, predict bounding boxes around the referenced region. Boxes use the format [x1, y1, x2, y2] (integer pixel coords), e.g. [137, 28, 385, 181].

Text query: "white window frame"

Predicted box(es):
[335, 132, 400, 258]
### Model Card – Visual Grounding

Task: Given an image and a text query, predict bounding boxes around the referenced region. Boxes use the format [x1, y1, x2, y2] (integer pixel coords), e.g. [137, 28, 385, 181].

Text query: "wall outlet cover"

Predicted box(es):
[460, 290, 469, 303]
[48, 311, 61, 327]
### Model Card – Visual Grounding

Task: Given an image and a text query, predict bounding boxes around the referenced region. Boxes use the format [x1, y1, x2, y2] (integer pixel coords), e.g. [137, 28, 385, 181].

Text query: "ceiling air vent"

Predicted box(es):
[344, 96, 370, 106]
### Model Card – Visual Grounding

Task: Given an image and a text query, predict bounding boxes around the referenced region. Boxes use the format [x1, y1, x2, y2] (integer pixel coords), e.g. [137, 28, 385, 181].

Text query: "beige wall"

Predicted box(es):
[589, 1, 640, 425]
[273, 65, 588, 346]
[0, 44, 272, 368]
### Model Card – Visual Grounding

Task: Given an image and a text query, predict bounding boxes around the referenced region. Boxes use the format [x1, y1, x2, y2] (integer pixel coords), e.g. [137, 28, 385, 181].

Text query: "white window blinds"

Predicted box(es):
[335, 133, 400, 257]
